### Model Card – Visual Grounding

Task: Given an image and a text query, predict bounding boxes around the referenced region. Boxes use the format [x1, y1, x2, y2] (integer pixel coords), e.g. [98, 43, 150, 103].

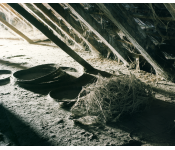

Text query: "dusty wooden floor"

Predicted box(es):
[1, 27, 175, 146]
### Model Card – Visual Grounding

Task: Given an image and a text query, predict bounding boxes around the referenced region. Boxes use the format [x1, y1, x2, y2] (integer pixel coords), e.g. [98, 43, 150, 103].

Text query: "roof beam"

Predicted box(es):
[66, 3, 130, 66]
[96, 3, 175, 80]
[7, 3, 94, 71]
[133, 14, 175, 21]
[48, 3, 115, 59]
[1, 3, 33, 28]
[32, 3, 98, 55]
[0, 15, 33, 43]
[21, 3, 76, 46]
[164, 3, 175, 19]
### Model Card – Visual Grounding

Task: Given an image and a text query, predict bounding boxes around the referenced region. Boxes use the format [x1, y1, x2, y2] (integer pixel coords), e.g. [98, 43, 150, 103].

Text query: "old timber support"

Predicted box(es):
[0, 15, 33, 43]
[32, 3, 98, 55]
[164, 4, 175, 19]
[96, 3, 175, 80]
[67, 3, 130, 66]
[1, 3, 33, 28]
[48, 3, 115, 59]
[7, 3, 94, 71]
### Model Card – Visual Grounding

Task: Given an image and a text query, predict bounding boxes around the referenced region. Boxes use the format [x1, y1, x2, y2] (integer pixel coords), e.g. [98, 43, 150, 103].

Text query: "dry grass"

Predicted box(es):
[71, 73, 154, 124]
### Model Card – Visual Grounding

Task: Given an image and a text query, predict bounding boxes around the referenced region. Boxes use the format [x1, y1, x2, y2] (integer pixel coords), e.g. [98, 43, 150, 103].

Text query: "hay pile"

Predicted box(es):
[71, 73, 154, 124]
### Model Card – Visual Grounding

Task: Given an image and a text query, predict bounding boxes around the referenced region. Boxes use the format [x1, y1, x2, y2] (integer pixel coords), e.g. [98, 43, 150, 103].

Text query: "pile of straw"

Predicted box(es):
[71, 73, 153, 124]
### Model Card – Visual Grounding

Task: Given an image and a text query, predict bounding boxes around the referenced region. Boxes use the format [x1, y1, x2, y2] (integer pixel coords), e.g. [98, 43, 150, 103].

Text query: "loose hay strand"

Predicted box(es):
[71, 73, 154, 124]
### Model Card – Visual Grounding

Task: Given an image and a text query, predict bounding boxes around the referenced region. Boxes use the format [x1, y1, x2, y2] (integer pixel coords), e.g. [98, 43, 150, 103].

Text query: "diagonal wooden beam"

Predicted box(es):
[133, 14, 175, 21]
[21, 3, 76, 46]
[7, 3, 94, 71]
[48, 3, 115, 59]
[67, 3, 130, 66]
[164, 3, 175, 19]
[96, 3, 175, 80]
[0, 15, 33, 43]
[32, 3, 98, 55]
[1, 3, 33, 28]
[0, 5, 15, 22]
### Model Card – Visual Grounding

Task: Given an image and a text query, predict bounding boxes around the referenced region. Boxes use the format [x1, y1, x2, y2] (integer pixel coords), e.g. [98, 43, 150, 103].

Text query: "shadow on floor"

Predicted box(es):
[72, 95, 175, 145]
[0, 104, 52, 146]
[106, 98, 175, 146]
[0, 59, 29, 70]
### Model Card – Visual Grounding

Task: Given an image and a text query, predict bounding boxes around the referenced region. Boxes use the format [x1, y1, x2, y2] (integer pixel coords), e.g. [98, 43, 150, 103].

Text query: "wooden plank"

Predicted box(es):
[96, 3, 175, 80]
[133, 14, 175, 21]
[7, 3, 94, 71]
[0, 15, 34, 43]
[66, 3, 130, 66]
[48, 3, 114, 59]
[42, 3, 100, 56]
[32, 3, 98, 55]
[164, 4, 175, 19]
[21, 3, 76, 46]
[1, 3, 33, 28]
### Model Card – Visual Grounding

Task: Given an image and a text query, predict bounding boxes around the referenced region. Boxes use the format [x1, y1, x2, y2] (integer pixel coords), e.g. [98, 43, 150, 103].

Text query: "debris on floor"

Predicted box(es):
[71, 73, 154, 124]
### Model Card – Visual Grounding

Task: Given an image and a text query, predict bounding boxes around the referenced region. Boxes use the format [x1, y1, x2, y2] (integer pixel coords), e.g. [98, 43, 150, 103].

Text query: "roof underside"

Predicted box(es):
[0, 3, 175, 81]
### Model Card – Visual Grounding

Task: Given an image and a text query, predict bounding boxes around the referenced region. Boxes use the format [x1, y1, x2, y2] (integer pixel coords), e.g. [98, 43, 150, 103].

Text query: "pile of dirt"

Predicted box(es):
[71, 73, 154, 124]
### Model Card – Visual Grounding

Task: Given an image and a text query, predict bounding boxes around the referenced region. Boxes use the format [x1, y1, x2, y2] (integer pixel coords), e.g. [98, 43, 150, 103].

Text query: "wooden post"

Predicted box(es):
[67, 3, 130, 66]
[48, 3, 114, 59]
[96, 3, 175, 80]
[0, 15, 34, 43]
[7, 3, 94, 71]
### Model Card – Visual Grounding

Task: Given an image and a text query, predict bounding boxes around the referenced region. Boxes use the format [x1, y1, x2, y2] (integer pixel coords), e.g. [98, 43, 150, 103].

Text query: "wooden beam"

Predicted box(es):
[21, 3, 76, 47]
[0, 15, 34, 43]
[1, 3, 33, 28]
[133, 14, 175, 21]
[66, 3, 130, 66]
[32, 3, 98, 55]
[48, 3, 115, 59]
[96, 3, 175, 80]
[41, 4, 100, 56]
[164, 4, 175, 19]
[7, 3, 94, 71]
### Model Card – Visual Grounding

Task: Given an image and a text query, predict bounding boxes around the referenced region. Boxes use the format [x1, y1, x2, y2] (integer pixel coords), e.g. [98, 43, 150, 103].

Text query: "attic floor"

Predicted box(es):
[0, 37, 175, 146]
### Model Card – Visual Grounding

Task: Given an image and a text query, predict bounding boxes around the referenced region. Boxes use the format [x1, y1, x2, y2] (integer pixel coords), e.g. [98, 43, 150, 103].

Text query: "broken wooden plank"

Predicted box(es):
[1, 3, 33, 28]
[7, 3, 94, 71]
[48, 3, 114, 59]
[96, 3, 175, 80]
[67, 3, 130, 66]
[32, 3, 98, 55]
[0, 15, 34, 43]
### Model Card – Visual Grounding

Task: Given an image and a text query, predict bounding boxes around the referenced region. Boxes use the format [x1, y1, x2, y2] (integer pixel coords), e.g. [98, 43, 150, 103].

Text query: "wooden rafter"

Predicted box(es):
[0, 15, 33, 43]
[7, 3, 94, 71]
[32, 3, 99, 55]
[48, 3, 114, 59]
[1, 3, 33, 28]
[42, 3, 101, 56]
[66, 3, 130, 66]
[96, 3, 175, 80]
[133, 14, 175, 21]
[21, 3, 77, 46]
[164, 4, 175, 19]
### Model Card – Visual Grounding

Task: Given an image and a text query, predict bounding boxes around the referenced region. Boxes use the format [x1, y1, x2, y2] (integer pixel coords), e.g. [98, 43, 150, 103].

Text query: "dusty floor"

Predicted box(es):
[1, 27, 175, 146]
